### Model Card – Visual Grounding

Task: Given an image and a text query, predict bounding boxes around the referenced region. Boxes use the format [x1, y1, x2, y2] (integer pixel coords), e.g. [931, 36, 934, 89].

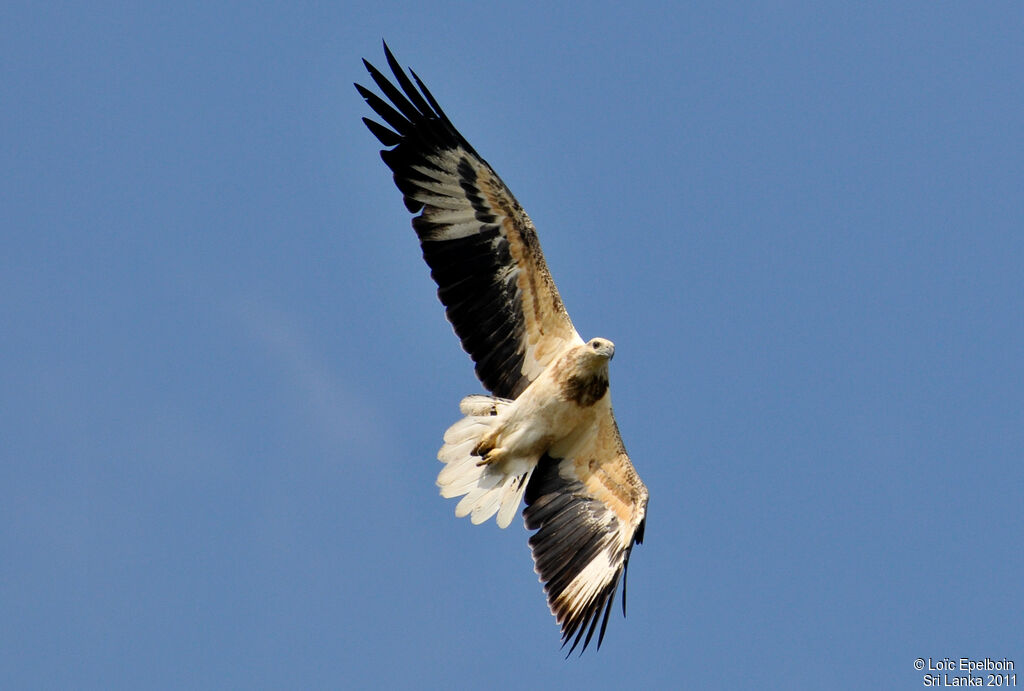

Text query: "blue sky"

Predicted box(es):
[2, 2, 1021, 689]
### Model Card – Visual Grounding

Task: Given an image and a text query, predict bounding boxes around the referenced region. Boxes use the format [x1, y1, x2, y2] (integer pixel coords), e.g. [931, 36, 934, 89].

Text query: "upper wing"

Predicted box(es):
[357, 44, 582, 399]
[523, 410, 649, 653]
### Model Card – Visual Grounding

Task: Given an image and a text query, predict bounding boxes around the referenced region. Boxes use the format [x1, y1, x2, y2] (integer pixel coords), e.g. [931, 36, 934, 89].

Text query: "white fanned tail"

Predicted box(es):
[437, 395, 534, 529]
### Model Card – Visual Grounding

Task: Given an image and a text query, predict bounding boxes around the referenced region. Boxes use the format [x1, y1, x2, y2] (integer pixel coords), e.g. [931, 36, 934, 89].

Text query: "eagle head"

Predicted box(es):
[585, 337, 615, 362]
[554, 338, 614, 407]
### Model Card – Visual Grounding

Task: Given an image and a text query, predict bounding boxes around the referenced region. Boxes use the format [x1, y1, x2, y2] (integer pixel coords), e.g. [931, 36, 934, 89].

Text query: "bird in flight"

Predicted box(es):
[357, 43, 649, 653]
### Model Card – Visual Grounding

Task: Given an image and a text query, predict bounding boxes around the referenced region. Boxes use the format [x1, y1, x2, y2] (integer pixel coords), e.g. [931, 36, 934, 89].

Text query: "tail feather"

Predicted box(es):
[441, 416, 491, 446]
[437, 395, 534, 529]
[437, 440, 480, 485]
[496, 474, 529, 527]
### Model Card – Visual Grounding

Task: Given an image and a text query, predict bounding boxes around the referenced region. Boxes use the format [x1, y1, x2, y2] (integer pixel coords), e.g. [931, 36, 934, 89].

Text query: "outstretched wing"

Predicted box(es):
[357, 43, 582, 399]
[523, 411, 649, 653]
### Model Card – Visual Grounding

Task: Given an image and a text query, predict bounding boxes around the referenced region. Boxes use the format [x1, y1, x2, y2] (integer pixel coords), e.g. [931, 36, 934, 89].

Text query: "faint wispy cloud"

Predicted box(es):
[226, 295, 389, 462]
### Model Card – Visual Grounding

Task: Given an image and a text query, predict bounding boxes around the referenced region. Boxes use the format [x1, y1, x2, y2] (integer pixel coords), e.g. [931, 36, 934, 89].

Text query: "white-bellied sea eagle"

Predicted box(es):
[357, 43, 649, 653]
